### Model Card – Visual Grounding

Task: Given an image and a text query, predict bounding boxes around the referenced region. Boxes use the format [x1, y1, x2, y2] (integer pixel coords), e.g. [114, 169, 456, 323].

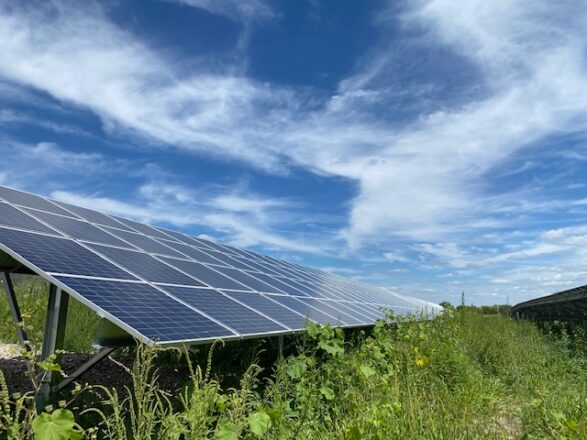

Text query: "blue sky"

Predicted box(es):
[0, 0, 586, 306]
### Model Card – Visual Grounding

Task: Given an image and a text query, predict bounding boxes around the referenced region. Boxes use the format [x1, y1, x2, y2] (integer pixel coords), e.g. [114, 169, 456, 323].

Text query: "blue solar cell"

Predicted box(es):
[153, 227, 194, 244]
[192, 238, 239, 255]
[24, 209, 132, 248]
[177, 236, 217, 251]
[267, 295, 344, 326]
[0, 228, 136, 279]
[247, 273, 305, 296]
[0, 187, 73, 216]
[111, 216, 178, 241]
[52, 200, 135, 230]
[103, 227, 184, 258]
[163, 286, 287, 334]
[55, 277, 233, 342]
[234, 257, 284, 276]
[278, 278, 326, 298]
[87, 244, 204, 286]
[159, 257, 251, 291]
[355, 303, 387, 319]
[347, 302, 381, 321]
[162, 242, 226, 265]
[204, 251, 257, 270]
[212, 267, 284, 293]
[323, 301, 373, 324]
[295, 298, 361, 325]
[316, 300, 371, 325]
[0, 203, 58, 234]
[224, 291, 310, 330]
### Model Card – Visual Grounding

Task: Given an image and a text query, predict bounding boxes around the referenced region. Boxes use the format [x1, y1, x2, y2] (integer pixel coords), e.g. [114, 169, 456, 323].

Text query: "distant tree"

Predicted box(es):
[439, 301, 453, 310]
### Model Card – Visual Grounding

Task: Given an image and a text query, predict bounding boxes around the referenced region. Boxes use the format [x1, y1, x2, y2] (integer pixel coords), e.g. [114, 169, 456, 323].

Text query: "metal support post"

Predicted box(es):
[277, 335, 284, 357]
[39, 285, 69, 404]
[1, 272, 30, 351]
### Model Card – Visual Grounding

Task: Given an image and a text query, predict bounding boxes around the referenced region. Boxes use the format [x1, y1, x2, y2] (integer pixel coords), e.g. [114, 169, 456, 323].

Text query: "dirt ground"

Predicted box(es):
[0, 343, 194, 396]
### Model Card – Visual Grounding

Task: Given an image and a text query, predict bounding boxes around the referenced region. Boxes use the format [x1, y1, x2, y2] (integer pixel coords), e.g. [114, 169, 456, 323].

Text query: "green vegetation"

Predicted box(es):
[0, 277, 99, 352]
[0, 281, 586, 438]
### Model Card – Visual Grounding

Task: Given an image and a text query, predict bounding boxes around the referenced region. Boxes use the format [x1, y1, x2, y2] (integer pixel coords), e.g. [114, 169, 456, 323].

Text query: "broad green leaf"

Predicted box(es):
[215, 421, 239, 440]
[565, 419, 578, 431]
[32, 409, 82, 440]
[320, 385, 335, 400]
[286, 359, 307, 379]
[248, 410, 271, 437]
[318, 340, 344, 356]
[38, 359, 62, 372]
[360, 365, 376, 378]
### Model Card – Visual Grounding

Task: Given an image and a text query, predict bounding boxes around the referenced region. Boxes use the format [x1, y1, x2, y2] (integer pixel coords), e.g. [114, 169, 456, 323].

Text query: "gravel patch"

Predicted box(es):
[0, 343, 20, 359]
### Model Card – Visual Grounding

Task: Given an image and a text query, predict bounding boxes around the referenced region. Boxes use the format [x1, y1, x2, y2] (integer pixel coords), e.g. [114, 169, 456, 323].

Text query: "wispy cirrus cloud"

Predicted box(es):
[165, 0, 275, 22]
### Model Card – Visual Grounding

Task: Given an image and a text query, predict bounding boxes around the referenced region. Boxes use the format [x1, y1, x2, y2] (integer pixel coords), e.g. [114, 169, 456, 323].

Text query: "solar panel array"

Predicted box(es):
[0, 185, 439, 345]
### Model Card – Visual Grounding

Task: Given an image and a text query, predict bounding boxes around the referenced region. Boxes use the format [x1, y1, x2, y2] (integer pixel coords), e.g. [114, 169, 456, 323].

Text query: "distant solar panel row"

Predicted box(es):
[0, 186, 438, 344]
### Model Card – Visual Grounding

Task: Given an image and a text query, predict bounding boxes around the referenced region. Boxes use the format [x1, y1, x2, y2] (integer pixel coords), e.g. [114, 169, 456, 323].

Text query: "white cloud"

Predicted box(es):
[1, 1, 586, 249]
[166, 0, 274, 21]
[0, 0, 587, 302]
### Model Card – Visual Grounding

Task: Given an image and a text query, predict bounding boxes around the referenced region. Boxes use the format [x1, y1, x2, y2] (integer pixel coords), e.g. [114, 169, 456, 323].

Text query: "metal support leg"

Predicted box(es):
[277, 335, 284, 357]
[39, 285, 69, 404]
[1, 272, 30, 351]
[57, 347, 116, 392]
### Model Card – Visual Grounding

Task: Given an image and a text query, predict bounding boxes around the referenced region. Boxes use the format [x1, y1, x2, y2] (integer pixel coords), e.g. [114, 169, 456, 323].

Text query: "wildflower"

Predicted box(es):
[415, 357, 427, 367]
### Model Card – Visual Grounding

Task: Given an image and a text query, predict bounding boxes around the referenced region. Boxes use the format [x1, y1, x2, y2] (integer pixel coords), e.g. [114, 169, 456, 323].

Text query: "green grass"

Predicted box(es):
[0, 284, 586, 438]
[0, 276, 99, 352]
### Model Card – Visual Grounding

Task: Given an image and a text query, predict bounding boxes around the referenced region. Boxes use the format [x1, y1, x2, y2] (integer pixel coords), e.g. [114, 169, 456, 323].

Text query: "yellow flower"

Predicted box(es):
[415, 357, 427, 367]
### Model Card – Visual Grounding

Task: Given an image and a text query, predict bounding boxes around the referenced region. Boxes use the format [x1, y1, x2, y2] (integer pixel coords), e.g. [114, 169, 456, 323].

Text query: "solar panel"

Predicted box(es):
[86, 244, 204, 286]
[223, 291, 311, 330]
[0, 202, 57, 234]
[54, 277, 233, 342]
[23, 209, 131, 248]
[267, 295, 346, 326]
[0, 228, 136, 280]
[163, 286, 287, 334]
[0, 185, 442, 345]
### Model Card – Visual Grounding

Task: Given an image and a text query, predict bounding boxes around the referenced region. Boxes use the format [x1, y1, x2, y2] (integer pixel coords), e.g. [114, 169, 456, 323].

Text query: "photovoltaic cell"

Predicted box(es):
[87, 244, 204, 286]
[162, 242, 226, 265]
[235, 257, 283, 277]
[321, 300, 373, 324]
[280, 278, 326, 298]
[163, 286, 287, 334]
[0, 228, 136, 279]
[0, 203, 58, 234]
[159, 257, 251, 291]
[179, 236, 217, 251]
[0, 186, 73, 216]
[53, 200, 135, 231]
[295, 298, 362, 325]
[244, 273, 297, 295]
[55, 277, 232, 342]
[112, 216, 178, 241]
[193, 238, 239, 256]
[213, 267, 284, 293]
[267, 295, 344, 326]
[204, 251, 258, 271]
[224, 291, 311, 330]
[24, 209, 131, 248]
[103, 227, 185, 258]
